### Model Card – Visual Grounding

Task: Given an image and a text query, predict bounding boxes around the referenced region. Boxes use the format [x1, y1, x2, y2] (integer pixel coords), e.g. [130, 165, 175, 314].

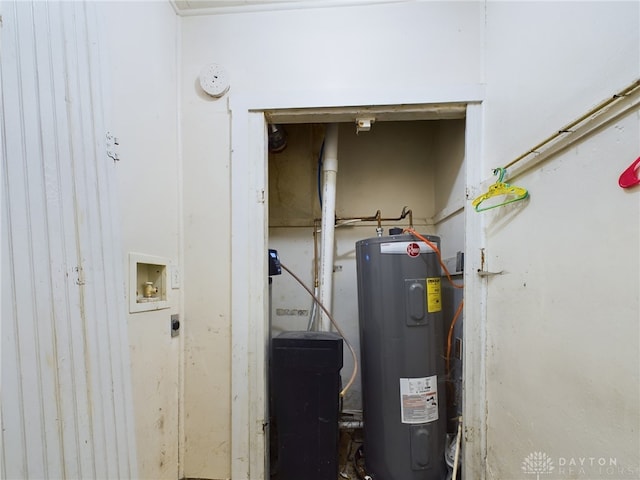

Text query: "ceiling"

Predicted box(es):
[172, 0, 406, 15]
[174, 0, 297, 9]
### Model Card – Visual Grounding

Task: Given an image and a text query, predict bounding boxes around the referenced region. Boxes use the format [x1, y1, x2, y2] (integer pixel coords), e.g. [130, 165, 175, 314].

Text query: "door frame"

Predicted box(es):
[229, 85, 487, 479]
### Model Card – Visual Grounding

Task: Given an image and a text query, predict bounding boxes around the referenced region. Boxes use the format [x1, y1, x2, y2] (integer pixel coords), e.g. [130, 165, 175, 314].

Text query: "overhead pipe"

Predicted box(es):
[318, 124, 339, 331]
[334, 206, 413, 236]
[502, 78, 640, 171]
[310, 206, 414, 329]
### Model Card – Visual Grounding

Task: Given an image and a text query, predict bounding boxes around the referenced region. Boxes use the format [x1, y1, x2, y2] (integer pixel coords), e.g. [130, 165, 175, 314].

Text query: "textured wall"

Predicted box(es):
[1, 2, 137, 478]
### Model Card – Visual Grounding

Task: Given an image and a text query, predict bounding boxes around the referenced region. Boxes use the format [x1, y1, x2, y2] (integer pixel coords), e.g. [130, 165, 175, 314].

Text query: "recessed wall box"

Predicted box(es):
[129, 253, 171, 313]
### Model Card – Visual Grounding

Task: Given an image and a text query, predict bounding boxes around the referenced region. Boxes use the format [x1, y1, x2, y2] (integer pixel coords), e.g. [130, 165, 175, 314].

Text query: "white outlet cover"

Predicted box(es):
[199, 63, 230, 98]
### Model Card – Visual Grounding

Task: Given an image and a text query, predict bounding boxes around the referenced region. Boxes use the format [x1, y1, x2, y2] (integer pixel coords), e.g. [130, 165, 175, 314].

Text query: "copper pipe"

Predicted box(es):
[312, 218, 320, 288]
[503, 78, 640, 170]
[315, 206, 414, 229]
[310, 206, 413, 311]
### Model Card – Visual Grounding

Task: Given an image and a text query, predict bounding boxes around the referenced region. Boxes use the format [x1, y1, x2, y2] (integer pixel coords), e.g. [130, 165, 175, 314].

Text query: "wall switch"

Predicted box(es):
[171, 265, 180, 289]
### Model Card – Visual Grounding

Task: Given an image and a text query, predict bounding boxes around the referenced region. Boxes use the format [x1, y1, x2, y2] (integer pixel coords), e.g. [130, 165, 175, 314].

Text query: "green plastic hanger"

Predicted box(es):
[472, 168, 529, 212]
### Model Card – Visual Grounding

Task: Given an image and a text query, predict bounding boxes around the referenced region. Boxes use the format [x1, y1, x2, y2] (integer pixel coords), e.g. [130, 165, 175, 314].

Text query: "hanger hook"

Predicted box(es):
[493, 167, 506, 183]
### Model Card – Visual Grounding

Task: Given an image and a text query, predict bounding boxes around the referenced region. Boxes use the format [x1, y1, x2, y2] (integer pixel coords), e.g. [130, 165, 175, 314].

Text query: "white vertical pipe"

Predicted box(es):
[318, 124, 339, 331]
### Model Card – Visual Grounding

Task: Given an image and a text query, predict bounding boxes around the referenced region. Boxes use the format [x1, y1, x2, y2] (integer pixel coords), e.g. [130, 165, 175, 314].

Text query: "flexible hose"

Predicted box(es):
[446, 299, 464, 375]
[280, 262, 358, 397]
[306, 285, 319, 331]
[404, 228, 463, 289]
[404, 228, 464, 476]
[404, 228, 464, 373]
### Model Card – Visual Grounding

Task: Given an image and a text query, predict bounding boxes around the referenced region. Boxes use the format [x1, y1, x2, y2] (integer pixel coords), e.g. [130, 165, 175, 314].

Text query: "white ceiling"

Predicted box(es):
[172, 0, 406, 15]
[174, 0, 298, 9]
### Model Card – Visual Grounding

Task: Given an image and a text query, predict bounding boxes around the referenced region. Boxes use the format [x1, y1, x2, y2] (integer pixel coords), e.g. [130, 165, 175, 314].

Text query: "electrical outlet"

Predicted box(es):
[171, 314, 180, 337]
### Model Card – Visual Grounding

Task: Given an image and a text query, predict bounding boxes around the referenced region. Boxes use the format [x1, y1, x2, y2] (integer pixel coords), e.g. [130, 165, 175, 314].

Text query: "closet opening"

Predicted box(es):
[266, 108, 467, 479]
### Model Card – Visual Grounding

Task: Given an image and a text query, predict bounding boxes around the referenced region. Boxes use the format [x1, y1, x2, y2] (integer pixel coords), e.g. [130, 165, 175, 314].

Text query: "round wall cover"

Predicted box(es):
[199, 64, 230, 98]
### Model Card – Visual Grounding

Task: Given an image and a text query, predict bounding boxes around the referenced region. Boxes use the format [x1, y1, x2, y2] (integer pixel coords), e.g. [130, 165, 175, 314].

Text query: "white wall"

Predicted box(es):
[9, 1, 636, 477]
[1, 2, 137, 478]
[182, 4, 482, 476]
[99, 2, 183, 479]
[180, 84, 232, 478]
[181, 1, 639, 479]
[482, 2, 640, 478]
[432, 119, 467, 259]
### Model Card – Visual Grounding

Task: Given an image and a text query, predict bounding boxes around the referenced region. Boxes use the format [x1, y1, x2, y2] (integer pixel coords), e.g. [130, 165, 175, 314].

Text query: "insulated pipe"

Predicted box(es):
[318, 124, 339, 331]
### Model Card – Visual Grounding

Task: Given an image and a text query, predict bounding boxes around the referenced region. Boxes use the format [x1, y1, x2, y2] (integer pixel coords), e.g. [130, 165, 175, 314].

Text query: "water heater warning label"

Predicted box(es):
[426, 277, 442, 313]
[399, 376, 439, 424]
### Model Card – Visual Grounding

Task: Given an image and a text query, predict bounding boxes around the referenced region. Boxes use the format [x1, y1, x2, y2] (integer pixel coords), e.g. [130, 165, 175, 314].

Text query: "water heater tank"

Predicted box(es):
[356, 233, 447, 480]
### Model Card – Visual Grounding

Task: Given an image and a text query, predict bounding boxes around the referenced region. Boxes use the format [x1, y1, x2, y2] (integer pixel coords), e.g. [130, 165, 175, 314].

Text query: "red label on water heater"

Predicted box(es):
[406, 242, 421, 257]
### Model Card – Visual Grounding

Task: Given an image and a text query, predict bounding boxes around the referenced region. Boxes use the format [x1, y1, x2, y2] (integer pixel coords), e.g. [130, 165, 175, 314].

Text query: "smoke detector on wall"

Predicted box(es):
[199, 63, 230, 98]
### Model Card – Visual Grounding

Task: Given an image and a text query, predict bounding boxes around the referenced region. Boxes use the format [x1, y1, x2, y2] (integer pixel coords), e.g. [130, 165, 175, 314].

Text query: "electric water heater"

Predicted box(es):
[356, 233, 447, 480]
